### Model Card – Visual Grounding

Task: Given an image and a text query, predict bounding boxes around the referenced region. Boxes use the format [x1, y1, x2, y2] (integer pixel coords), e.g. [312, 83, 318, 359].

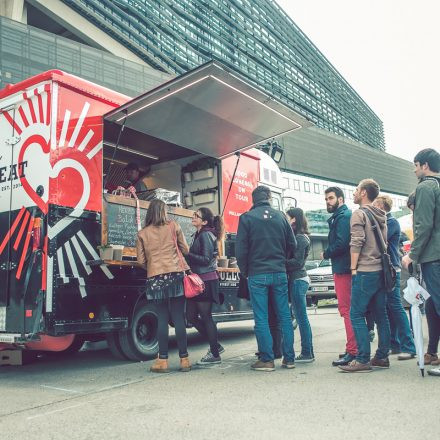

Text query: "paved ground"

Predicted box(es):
[0, 305, 437, 440]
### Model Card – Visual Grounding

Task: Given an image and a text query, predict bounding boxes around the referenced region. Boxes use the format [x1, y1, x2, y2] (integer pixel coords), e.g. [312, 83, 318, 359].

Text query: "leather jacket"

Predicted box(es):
[186, 228, 218, 275]
[136, 221, 189, 278]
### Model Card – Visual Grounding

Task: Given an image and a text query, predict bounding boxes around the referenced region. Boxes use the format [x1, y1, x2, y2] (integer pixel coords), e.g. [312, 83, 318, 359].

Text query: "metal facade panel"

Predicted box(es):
[58, 0, 385, 150]
[281, 127, 416, 195]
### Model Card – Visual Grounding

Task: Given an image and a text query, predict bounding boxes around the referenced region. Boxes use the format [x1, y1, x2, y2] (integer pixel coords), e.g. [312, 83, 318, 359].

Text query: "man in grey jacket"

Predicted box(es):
[339, 179, 391, 373]
[402, 148, 440, 377]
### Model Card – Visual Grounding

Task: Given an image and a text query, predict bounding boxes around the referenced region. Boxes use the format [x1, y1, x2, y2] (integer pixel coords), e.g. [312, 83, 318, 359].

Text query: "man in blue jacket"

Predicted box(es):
[236, 185, 297, 371]
[374, 195, 416, 360]
[322, 187, 356, 366]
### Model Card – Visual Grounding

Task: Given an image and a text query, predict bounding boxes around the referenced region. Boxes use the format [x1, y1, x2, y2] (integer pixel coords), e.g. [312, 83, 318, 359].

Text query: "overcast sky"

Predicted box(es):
[275, 0, 440, 162]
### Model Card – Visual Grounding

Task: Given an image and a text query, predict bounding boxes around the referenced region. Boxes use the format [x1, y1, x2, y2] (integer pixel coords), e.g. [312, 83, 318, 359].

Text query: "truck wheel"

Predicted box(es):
[118, 302, 159, 361]
[106, 332, 130, 360]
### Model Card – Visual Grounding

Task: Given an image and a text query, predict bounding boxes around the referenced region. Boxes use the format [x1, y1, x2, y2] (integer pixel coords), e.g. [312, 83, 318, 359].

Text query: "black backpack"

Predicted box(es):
[361, 208, 397, 293]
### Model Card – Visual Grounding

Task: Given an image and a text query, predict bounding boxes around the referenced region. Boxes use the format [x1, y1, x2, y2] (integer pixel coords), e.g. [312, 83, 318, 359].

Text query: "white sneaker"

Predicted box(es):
[427, 367, 440, 377]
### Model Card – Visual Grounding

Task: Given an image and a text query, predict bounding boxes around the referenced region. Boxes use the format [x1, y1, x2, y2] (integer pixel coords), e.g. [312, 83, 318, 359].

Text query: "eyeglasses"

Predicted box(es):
[193, 212, 202, 219]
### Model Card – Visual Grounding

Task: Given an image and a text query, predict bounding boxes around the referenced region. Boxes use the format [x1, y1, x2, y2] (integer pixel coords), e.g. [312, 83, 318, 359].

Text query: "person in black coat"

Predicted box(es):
[236, 185, 297, 371]
[186, 207, 225, 366]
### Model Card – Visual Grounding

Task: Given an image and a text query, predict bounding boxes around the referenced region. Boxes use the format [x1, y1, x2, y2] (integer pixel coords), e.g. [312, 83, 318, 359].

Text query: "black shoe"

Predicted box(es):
[332, 353, 355, 367]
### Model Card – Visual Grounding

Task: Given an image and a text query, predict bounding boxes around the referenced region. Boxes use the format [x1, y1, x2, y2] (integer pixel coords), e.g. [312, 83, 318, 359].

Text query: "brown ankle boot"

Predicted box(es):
[179, 357, 191, 372]
[150, 357, 169, 373]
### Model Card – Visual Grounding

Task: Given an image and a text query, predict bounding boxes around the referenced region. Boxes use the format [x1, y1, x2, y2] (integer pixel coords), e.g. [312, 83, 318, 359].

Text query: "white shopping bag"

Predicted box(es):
[403, 276, 430, 305]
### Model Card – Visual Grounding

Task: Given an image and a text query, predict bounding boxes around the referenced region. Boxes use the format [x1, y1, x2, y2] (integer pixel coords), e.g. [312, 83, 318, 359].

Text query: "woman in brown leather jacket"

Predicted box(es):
[136, 199, 190, 373]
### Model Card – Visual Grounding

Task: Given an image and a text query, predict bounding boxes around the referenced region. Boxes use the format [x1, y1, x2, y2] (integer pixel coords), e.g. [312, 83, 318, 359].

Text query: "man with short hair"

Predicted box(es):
[402, 148, 440, 377]
[339, 179, 391, 373]
[373, 195, 416, 360]
[236, 185, 297, 371]
[124, 162, 148, 193]
[322, 187, 357, 367]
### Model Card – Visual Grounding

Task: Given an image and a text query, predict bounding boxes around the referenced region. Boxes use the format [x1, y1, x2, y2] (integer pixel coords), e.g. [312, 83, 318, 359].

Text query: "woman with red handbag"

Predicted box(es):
[186, 208, 225, 365]
[136, 199, 191, 373]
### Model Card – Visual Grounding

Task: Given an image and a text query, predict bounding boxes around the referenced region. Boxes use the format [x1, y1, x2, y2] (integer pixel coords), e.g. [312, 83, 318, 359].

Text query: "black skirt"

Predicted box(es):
[145, 272, 184, 301]
[189, 279, 221, 304]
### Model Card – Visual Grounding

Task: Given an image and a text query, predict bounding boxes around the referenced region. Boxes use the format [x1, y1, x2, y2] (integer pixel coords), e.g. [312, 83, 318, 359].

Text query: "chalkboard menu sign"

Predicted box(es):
[103, 195, 194, 248]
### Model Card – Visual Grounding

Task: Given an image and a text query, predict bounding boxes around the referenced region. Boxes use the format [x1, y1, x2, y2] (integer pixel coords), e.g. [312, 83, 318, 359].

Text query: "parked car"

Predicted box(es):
[305, 259, 321, 271]
[306, 259, 335, 305]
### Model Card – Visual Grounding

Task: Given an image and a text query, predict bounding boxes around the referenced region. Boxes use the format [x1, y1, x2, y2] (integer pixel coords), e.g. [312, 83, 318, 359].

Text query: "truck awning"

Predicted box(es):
[104, 61, 310, 160]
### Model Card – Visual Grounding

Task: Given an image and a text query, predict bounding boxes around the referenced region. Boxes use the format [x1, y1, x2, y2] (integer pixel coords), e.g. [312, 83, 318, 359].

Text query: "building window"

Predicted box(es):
[314, 183, 320, 194]
[304, 181, 310, 192]
[282, 177, 290, 189]
[293, 180, 300, 191]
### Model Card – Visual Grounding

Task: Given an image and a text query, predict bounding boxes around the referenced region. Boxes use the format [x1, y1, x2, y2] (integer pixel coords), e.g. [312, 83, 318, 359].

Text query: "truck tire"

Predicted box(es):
[117, 302, 159, 361]
[106, 332, 130, 360]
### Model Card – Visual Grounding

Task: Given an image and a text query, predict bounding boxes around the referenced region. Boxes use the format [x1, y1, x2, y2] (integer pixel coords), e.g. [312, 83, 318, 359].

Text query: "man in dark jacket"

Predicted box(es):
[402, 148, 440, 377]
[236, 185, 297, 371]
[322, 187, 356, 367]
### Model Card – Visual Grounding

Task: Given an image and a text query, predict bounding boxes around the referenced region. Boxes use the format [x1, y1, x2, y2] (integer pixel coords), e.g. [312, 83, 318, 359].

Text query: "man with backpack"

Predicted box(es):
[402, 148, 440, 377]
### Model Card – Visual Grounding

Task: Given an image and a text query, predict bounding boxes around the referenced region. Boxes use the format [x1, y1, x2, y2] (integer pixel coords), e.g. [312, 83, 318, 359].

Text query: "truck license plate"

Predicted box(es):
[312, 286, 328, 292]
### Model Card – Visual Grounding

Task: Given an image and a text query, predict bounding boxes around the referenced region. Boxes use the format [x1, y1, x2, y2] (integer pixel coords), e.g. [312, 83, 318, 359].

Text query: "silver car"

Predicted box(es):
[306, 259, 335, 305]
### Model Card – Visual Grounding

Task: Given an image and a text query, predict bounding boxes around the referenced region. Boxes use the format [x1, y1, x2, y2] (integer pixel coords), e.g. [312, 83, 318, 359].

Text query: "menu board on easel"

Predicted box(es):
[102, 194, 194, 249]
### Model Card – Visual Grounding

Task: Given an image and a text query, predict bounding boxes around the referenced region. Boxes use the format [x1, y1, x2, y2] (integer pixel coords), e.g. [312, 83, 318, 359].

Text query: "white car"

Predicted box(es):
[306, 259, 335, 305]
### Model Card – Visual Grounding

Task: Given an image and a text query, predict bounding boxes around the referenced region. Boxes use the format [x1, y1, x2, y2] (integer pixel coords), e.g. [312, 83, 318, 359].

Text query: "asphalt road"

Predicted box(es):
[1, 306, 437, 440]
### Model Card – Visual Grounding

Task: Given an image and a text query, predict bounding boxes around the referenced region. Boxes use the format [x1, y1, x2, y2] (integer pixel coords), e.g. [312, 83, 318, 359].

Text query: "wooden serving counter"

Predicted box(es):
[90, 259, 239, 273]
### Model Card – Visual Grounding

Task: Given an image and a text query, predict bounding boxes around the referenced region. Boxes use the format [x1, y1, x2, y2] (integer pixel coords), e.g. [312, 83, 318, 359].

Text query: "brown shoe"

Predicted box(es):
[339, 360, 372, 373]
[251, 360, 275, 372]
[150, 357, 169, 373]
[179, 357, 191, 372]
[281, 358, 295, 369]
[424, 353, 439, 365]
[431, 358, 440, 366]
[371, 356, 390, 369]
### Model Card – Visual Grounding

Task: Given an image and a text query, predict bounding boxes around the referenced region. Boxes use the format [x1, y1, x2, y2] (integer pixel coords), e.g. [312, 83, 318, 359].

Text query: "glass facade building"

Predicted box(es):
[60, 0, 385, 151]
[0, 16, 171, 98]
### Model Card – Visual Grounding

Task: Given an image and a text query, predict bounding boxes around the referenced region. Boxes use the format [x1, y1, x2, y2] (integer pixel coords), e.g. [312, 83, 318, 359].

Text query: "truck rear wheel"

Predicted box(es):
[117, 302, 159, 361]
[106, 332, 130, 360]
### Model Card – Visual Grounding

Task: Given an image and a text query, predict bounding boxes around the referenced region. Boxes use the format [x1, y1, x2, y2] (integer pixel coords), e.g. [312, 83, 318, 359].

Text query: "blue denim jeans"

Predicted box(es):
[422, 260, 440, 315]
[290, 278, 314, 357]
[350, 271, 390, 364]
[248, 272, 295, 362]
[387, 272, 416, 354]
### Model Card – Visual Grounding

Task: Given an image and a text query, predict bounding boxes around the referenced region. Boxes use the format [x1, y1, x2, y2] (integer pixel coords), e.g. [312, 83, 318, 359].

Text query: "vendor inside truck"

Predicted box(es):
[124, 162, 148, 194]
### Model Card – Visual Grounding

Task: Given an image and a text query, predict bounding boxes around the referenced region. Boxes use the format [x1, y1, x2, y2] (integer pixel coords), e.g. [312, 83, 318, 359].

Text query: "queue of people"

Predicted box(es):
[136, 147, 440, 377]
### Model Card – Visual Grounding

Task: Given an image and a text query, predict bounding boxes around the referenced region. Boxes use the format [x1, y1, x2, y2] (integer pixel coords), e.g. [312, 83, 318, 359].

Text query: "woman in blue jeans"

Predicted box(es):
[286, 208, 314, 363]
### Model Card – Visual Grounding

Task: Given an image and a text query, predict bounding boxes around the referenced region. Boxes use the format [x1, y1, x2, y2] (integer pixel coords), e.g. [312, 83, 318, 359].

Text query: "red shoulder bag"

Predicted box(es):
[170, 222, 205, 298]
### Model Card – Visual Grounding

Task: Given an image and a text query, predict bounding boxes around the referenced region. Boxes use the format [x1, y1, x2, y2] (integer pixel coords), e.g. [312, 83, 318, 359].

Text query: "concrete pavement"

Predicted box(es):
[0, 306, 437, 440]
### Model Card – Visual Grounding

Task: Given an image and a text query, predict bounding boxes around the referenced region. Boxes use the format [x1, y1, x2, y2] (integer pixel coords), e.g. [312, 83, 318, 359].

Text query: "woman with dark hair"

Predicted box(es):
[136, 199, 191, 373]
[286, 207, 314, 363]
[186, 207, 225, 365]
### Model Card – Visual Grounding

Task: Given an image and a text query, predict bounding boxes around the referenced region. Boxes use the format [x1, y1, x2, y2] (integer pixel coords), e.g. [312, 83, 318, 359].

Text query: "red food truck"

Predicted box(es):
[0, 61, 308, 360]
